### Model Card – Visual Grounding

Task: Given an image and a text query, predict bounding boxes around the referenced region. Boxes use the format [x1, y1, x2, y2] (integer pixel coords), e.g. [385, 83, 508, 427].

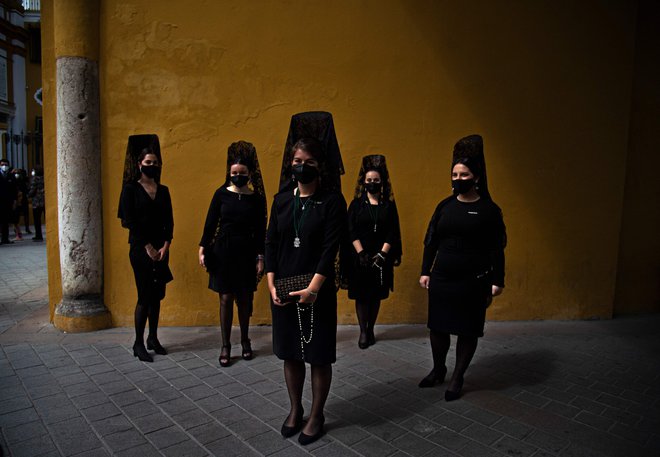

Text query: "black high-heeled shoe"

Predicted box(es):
[418, 366, 447, 388]
[219, 345, 231, 367]
[241, 339, 253, 360]
[445, 377, 464, 402]
[367, 329, 376, 346]
[146, 336, 167, 355]
[280, 406, 304, 438]
[298, 415, 325, 445]
[358, 331, 369, 349]
[133, 343, 153, 362]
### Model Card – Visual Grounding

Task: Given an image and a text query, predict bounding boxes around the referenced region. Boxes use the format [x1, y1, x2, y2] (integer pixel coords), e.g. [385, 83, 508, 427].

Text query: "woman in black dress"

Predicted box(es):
[118, 145, 174, 363]
[266, 113, 346, 445]
[419, 135, 506, 401]
[198, 141, 267, 367]
[345, 155, 402, 349]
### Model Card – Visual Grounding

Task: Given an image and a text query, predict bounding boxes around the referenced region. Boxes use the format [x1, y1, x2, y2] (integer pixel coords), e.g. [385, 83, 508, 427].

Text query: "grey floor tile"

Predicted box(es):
[146, 425, 189, 449]
[103, 429, 149, 452]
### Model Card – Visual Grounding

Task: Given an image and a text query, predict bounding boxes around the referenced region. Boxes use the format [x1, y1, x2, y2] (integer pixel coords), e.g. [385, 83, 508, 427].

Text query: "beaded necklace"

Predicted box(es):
[366, 199, 380, 233]
[296, 302, 314, 360]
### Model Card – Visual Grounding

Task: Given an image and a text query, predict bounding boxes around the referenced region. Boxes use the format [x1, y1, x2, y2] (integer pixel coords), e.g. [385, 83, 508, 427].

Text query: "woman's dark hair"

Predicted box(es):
[137, 147, 158, 164]
[33, 166, 44, 176]
[292, 137, 326, 165]
[451, 156, 482, 179]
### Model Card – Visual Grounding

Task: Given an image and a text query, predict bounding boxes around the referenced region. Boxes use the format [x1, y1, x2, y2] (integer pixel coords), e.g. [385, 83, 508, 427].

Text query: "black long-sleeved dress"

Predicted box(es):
[265, 189, 347, 364]
[346, 196, 402, 300]
[199, 186, 266, 294]
[118, 181, 174, 304]
[422, 196, 506, 337]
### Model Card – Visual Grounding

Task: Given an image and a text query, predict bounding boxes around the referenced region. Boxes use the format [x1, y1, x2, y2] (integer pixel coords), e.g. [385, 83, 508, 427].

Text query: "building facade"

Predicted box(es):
[41, 0, 660, 330]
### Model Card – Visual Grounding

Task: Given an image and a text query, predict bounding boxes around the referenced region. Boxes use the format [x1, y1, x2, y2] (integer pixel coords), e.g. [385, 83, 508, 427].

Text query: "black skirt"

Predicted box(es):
[427, 271, 491, 337]
[208, 232, 258, 294]
[129, 244, 173, 304]
[347, 261, 392, 301]
[271, 282, 337, 365]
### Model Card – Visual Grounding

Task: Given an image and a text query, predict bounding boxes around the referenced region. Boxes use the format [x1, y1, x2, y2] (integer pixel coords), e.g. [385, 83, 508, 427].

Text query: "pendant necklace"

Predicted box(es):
[293, 188, 311, 248]
[366, 198, 380, 233]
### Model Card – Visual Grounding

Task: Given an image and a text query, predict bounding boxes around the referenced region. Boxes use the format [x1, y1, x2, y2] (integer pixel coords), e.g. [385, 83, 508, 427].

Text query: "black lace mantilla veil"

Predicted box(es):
[224, 140, 266, 197]
[352, 154, 402, 264]
[277, 111, 345, 193]
[118, 134, 162, 227]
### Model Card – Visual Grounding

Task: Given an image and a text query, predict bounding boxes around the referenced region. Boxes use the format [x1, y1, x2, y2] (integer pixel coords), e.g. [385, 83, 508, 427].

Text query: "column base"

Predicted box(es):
[54, 296, 112, 333]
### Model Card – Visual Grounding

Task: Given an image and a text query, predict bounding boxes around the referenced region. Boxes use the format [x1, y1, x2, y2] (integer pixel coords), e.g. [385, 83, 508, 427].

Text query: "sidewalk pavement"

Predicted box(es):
[1, 240, 659, 457]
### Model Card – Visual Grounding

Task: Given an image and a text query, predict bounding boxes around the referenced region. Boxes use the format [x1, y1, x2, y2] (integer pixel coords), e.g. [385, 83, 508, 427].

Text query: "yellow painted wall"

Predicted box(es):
[43, 0, 651, 327]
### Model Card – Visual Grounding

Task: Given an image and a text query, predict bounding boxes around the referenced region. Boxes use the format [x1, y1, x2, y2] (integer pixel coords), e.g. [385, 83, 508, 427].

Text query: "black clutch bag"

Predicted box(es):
[274, 273, 314, 303]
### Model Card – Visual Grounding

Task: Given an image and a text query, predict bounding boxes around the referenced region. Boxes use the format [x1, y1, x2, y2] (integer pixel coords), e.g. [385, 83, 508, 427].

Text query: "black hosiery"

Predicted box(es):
[448, 335, 478, 391]
[283, 360, 306, 427]
[219, 293, 234, 347]
[430, 330, 451, 373]
[134, 302, 149, 346]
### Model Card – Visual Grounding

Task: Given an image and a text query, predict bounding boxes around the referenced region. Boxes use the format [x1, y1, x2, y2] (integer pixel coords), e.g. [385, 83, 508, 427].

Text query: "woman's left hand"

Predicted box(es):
[157, 243, 170, 261]
[289, 288, 318, 304]
[492, 285, 503, 297]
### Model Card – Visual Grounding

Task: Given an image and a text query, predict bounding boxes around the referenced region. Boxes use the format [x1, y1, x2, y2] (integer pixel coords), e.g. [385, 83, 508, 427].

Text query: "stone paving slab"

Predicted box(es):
[2, 236, 660, 456]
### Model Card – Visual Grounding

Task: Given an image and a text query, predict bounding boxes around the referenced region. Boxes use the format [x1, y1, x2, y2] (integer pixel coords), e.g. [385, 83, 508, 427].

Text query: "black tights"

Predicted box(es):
[134, 300, 161, 345]
[429, 331, 479, 391]
[355, 299, 381, 335]
[219, 292, 252, 347]
[283, 360, 331, 436]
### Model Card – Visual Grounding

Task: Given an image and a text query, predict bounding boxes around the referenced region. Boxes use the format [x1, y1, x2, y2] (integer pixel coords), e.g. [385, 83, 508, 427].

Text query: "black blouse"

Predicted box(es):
[347, 196, 402, 260]
[199, 186, 266, 254]
[422, 196, 505, 286]
[118, 181, 174, 248]
[265, 189, 347, 279]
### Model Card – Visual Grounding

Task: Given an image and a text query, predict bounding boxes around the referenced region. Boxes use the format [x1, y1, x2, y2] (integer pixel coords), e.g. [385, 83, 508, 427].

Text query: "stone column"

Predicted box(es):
[53, 0, 111, 332]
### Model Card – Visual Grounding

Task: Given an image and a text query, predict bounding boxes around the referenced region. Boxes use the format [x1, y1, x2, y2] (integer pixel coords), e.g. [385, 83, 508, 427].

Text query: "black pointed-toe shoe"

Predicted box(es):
[418, 366, 447, 388]
[298, 416, 325, 445]
[281, 408, 304, 438]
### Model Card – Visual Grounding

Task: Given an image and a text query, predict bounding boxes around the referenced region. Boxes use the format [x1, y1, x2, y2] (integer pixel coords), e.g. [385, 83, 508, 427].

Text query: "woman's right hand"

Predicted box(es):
[419, 275, 430, 289]
[145, 244, 159, 261]
[270, 286, 283, 306]
[198, 247, 205, 268]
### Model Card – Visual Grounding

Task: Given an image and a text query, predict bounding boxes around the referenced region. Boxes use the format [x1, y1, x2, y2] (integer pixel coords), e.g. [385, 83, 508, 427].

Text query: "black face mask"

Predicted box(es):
[292, 164, 319, 184]
[141, 165, 160, 179]
[230, 174, 249, 187]
[365, 182, 382, 195]
[452, 178, 475, 195]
